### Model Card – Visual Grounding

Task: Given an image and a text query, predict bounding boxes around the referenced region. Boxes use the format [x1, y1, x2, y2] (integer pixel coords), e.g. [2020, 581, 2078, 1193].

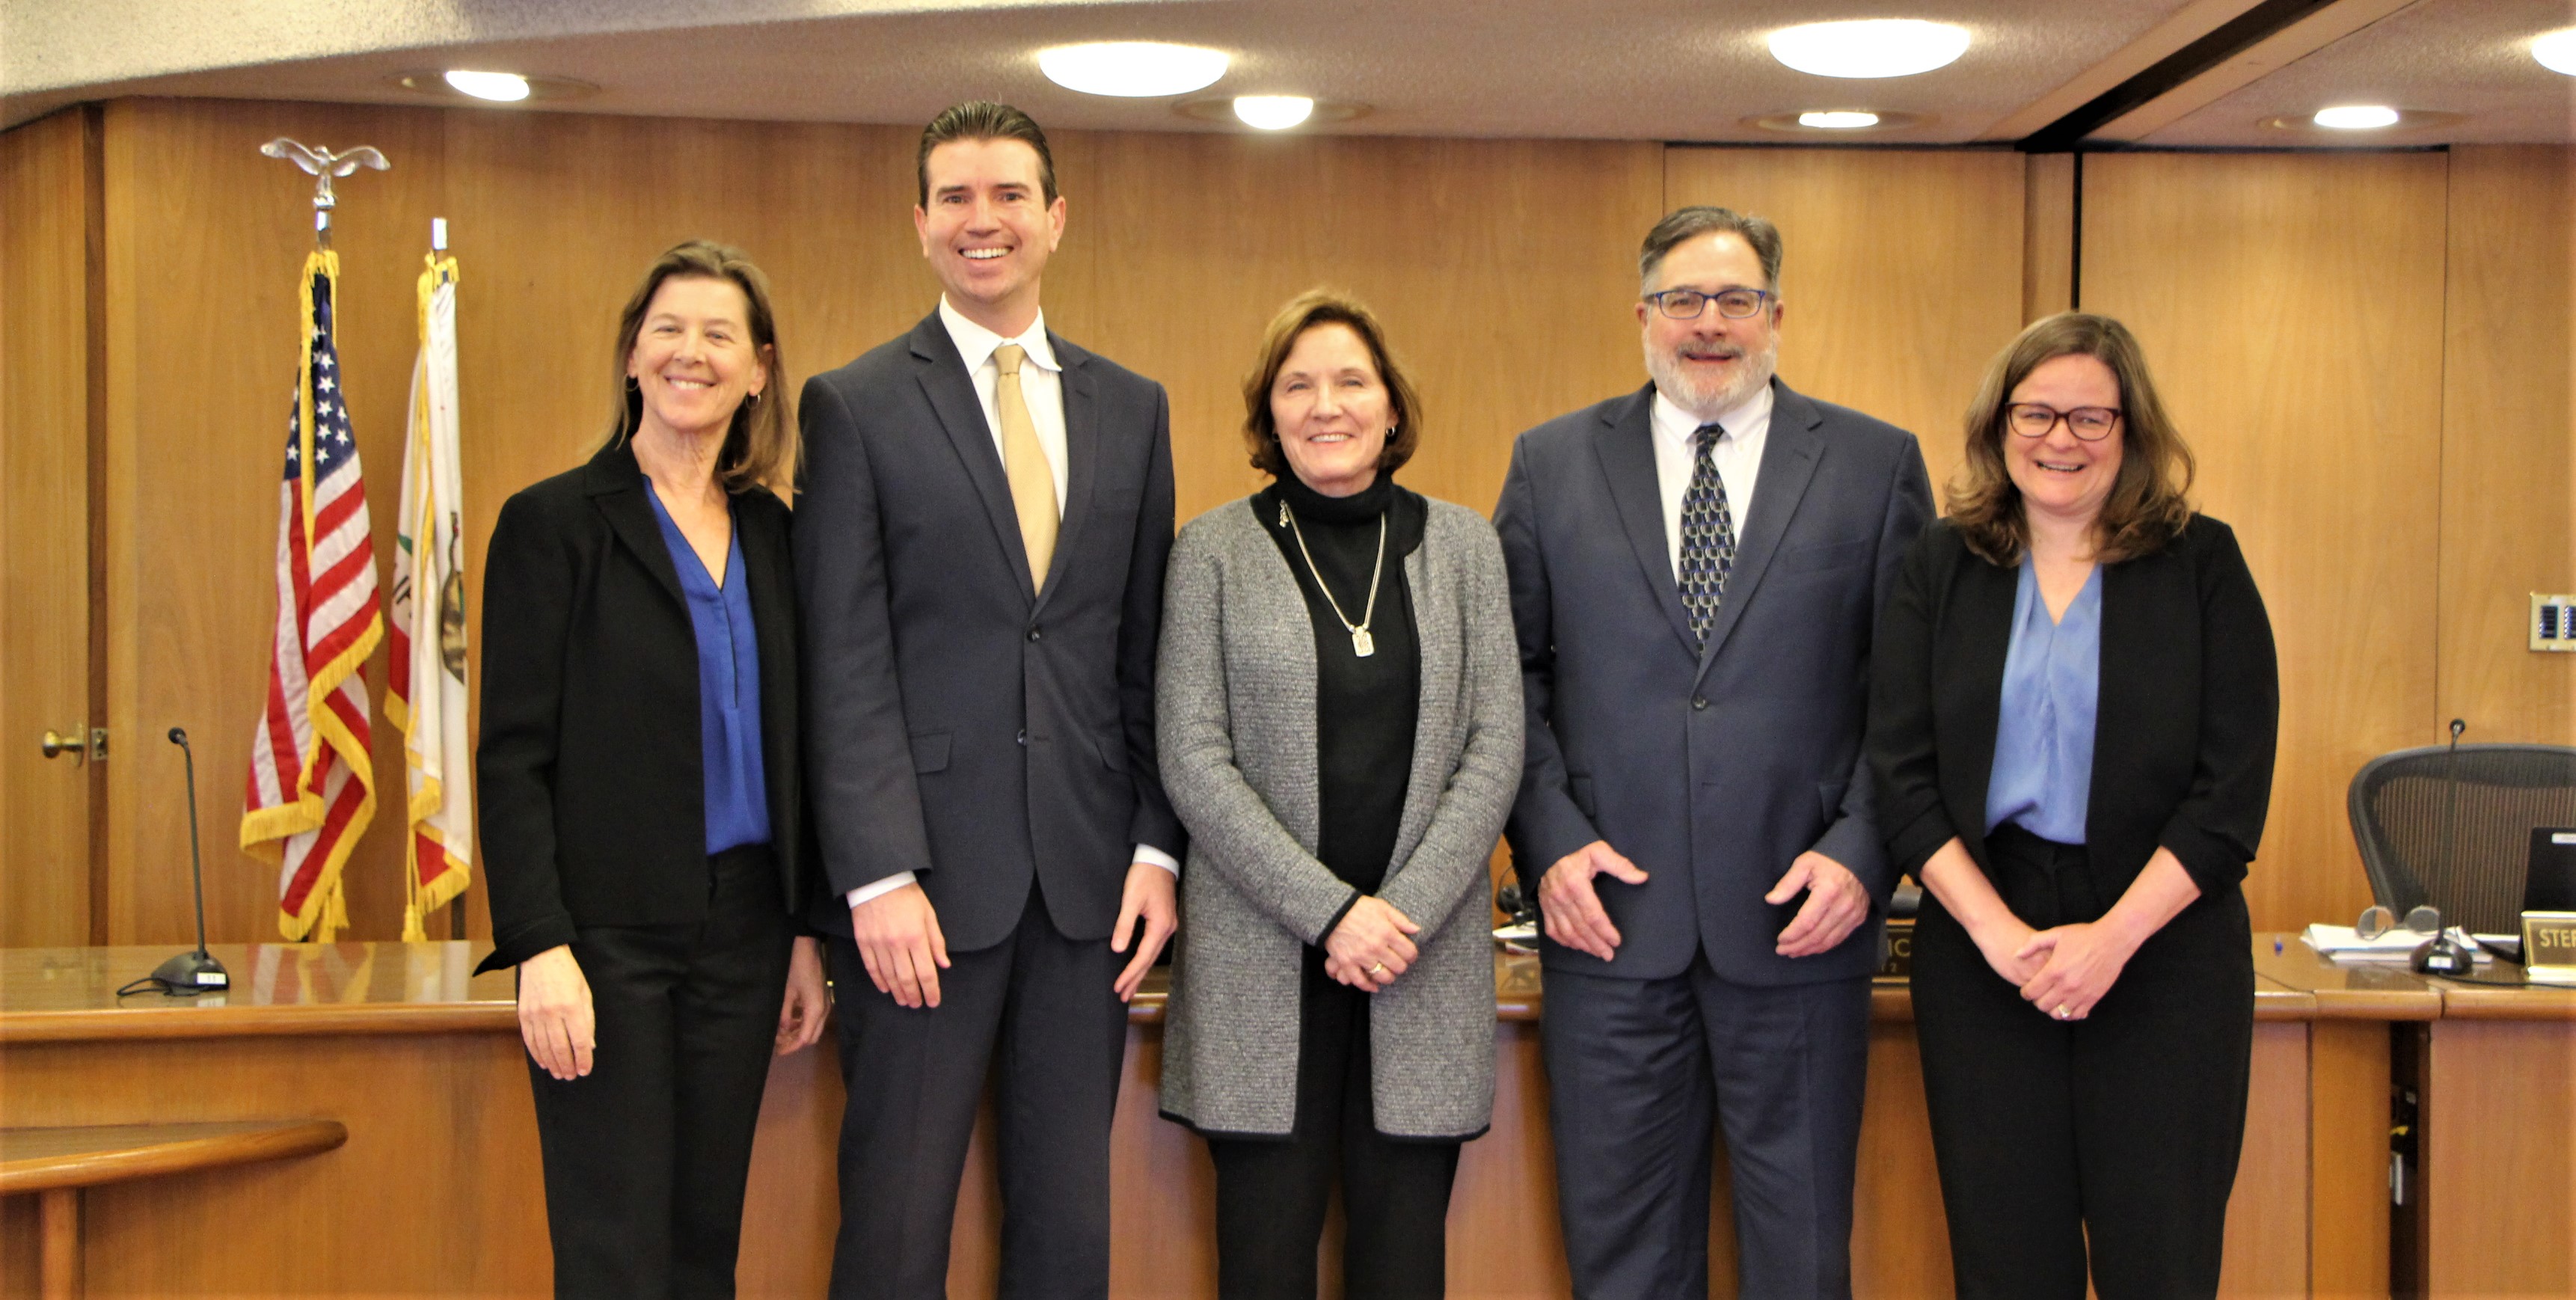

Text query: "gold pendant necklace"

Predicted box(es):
[1281, 497, 1385, 659]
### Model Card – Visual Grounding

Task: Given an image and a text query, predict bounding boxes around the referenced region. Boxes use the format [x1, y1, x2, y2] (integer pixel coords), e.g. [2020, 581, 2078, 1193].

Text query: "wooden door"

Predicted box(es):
[1, 108, 100, 946]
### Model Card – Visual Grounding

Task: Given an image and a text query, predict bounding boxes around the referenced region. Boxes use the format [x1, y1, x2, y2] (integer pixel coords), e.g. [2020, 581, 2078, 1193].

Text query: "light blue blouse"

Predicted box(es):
[1983, 559, 2101, 844]
[643, 484, 771, 856]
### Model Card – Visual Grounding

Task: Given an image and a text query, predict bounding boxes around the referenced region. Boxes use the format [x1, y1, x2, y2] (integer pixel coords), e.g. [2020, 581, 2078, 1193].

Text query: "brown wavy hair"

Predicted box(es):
[1240, 289, 1423, 481]
[1948, 312, 2194, 565]
[597, 239, 795, 494]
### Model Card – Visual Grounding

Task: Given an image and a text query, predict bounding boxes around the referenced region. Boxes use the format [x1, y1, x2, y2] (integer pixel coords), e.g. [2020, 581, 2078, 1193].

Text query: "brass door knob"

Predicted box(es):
[40, 729, 88, 762]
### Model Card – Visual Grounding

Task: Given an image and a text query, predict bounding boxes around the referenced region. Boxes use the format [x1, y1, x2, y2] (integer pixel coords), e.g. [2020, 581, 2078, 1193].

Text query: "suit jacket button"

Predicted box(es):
[1692, 696, 1708, 711]
[1028, 626, 1042, 642]
[1016, 729, 1028, 746]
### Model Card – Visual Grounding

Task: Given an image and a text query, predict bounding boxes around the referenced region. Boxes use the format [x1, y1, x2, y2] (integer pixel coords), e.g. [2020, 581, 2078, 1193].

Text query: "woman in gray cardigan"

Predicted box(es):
[1156, 289, 1523, 1299]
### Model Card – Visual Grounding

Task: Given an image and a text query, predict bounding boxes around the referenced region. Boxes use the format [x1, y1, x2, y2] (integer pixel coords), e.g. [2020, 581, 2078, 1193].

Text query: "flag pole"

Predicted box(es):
[246, 138, 391, 943]
[429, 214, 470, 945]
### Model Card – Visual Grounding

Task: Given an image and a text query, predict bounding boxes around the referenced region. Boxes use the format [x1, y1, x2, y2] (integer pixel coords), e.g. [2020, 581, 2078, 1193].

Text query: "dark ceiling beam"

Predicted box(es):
[2017, 0, 2343, 151]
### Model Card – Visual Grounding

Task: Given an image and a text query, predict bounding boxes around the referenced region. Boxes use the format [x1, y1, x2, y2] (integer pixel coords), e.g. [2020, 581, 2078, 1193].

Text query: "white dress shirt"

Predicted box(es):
[937, 295, 1069, 511]
[1650, 380, 1773, 582]
[847, 300, 1176, 910]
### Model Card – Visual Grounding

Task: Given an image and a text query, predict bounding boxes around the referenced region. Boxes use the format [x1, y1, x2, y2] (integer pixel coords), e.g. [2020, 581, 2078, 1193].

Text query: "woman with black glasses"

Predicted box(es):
[1867, 313, 2278, 1299]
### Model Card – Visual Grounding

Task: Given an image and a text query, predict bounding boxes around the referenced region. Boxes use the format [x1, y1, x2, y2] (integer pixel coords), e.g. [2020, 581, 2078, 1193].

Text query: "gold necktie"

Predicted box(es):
[993, 343, 1058, 592]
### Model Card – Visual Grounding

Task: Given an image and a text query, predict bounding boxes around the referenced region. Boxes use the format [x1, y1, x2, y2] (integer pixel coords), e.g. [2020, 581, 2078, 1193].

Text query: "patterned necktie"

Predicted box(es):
[1678, 421, 1738, 648]
[993, 343, 1058, 593]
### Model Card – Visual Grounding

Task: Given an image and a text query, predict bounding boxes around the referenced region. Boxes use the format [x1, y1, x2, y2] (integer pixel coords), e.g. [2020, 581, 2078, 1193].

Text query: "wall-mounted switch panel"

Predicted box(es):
[2536, 594, 2576, 652]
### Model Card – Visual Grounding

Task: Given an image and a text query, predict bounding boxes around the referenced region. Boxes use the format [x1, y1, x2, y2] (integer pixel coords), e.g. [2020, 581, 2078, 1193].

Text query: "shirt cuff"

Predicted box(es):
[1132, 844, 1180, 877]
[844, 871, 918, 910]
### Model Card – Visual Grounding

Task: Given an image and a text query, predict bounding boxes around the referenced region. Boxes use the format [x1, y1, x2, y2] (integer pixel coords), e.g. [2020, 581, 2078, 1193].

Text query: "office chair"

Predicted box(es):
[2346, 743, 2576, 935]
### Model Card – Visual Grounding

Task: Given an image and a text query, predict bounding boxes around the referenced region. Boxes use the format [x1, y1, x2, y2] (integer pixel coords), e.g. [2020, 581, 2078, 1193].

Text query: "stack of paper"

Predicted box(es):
[2301, 923, 2491, 962]
[2300, 923, 2426, 957]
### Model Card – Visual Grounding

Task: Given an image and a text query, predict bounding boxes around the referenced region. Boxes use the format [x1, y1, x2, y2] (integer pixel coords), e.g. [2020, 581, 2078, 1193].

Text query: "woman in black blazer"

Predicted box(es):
[1867, 313, 2278, 1300]
[477, 240, 828, 1299]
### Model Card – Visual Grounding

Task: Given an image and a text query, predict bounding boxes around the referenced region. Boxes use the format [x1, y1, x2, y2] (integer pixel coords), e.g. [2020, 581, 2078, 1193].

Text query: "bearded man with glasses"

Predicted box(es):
[1494, 205, 1934, 1299]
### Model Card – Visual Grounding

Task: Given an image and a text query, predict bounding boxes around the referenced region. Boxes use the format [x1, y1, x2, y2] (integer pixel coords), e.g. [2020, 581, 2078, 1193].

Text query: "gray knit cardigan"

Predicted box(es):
[1155, 493, 1524, 1138]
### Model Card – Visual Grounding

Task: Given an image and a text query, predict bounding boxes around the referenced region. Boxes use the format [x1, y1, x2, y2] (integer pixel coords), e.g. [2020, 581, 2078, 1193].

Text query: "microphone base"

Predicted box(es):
[148, 948, 230, 994]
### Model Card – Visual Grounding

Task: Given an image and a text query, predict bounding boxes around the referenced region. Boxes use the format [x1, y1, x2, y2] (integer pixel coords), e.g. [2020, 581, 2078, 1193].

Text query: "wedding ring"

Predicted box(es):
[2053, 1006, 2072, 1020]
[1369, 962, 1388, 977]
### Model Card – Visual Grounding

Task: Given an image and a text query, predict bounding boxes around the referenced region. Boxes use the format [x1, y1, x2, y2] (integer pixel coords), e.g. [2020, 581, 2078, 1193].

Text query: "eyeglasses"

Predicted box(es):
[2005, 403, 2121, 441]
[2356, 904, 2441, 941]
[1643, 287, 1773, 320]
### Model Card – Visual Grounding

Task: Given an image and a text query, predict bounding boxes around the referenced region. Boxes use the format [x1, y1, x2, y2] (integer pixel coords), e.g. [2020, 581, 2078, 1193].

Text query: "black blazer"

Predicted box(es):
[476, 441, 810, 972]
[1867, 515, 2278, 903]
[794, 312, 1183, 951]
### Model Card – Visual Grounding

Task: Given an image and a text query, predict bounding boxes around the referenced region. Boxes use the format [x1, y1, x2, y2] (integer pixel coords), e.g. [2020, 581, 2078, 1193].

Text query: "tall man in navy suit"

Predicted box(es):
[1497, 206, 1934, 1299]
[795, 102, 1183, 1300]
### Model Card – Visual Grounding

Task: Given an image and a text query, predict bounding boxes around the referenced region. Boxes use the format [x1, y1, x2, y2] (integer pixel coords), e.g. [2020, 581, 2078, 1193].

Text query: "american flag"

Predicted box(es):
[241, 251, 383, 942]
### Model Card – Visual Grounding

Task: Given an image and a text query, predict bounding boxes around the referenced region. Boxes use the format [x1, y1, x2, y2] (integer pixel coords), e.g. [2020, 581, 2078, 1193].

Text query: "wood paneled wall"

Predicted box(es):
[0, 108, 96, 948]
[2438, 146, 2575, 747]
[1, 96, 2567, 945]
[2082, 149, 2572, 936]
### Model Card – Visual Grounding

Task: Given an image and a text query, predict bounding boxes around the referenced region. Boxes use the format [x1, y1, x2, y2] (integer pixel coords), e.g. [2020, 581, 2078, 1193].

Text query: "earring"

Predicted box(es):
[625, 375, 640, 390]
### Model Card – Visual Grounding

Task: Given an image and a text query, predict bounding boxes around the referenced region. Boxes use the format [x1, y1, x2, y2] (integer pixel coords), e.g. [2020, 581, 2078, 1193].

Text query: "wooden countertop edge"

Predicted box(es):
[0, 1002, 518, 1043]
[1, 972, 2511, 1041]
[2428, 988, 2576, 1020]
[0, 1120, 347, 1195]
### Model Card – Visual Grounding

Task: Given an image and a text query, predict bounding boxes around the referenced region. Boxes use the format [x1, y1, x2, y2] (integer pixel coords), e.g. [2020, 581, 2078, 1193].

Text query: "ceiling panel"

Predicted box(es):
[6, 0, 2203, 142]
[2142, 0, 2576, 146]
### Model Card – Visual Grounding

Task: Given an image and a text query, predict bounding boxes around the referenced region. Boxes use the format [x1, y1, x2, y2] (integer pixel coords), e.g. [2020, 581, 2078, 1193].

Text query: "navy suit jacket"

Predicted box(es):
[795, 312, 1183, 951]
[1496, 378, 1934, 984]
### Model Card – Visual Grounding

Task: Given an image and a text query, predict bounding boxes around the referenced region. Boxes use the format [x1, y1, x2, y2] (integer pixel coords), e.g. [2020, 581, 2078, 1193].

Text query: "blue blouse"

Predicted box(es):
[1984, 559, 2101, 844]
[644, 485, 771, 855]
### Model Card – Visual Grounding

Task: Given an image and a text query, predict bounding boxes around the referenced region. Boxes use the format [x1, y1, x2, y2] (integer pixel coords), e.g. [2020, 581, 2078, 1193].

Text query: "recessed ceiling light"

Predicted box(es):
[2313, 105, 2400, 129]
[2536, 29, 2576, 76]
[394, 70, 595, 103]
[1038, 42, 1228, 97]
[2260, 107, 2461, 135]
[1174, 97, 1372, 129]
[1233, 96, 1316, 130]
[443, 70, 531, 102]
[1747, 109, 1927, 135]
[1767, 20, 1971, 79]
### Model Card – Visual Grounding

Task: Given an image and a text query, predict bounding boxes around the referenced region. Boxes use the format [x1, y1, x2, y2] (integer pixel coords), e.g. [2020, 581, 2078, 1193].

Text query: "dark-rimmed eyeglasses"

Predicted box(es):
[1643, 287, 1773, 320]
[2005, 403, 2121, 441]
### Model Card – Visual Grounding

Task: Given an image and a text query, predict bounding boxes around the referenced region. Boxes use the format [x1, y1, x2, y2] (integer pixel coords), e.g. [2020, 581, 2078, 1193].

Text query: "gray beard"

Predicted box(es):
[1645, 335, 1779, 421]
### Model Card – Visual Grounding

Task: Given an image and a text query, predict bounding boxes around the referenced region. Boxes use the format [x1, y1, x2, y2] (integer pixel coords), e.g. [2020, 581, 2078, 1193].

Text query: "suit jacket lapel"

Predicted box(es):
[1589, 386, 1699, 657]
[1037, 333, 1100, 611]
[1697, 378, 1821, 675]
[583, 441, 687, 613]
[908, 313, 1037, 601]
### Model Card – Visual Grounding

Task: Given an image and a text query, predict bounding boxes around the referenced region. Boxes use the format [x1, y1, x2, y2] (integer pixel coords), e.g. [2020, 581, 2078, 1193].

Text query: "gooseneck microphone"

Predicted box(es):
[2411, 719, 2475, 976]
[120, 728, 230, 996]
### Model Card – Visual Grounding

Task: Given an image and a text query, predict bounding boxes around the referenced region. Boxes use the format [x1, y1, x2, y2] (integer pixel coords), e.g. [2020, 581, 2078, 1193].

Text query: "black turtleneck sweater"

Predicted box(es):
[1253, 472, 1426, 899]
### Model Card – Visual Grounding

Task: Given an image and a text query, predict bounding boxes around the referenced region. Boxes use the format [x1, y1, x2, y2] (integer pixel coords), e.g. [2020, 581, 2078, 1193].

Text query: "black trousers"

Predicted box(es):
[1911, 825, 2254, 1300]
[1204, 950, 1462, 1300]
[1542, 957, 1871, 1300]
[824, 883, 1129, 1300]
[524, 843, 795, 1300]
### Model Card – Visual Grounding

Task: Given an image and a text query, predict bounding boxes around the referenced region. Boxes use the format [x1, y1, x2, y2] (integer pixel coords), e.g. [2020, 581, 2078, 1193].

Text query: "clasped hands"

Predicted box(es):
[1325, 896, 1422, 993]
[1539, 840, 1871, 961]
[1975, 915, 2141, 1022]
[847, 860, 1178, 1009]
